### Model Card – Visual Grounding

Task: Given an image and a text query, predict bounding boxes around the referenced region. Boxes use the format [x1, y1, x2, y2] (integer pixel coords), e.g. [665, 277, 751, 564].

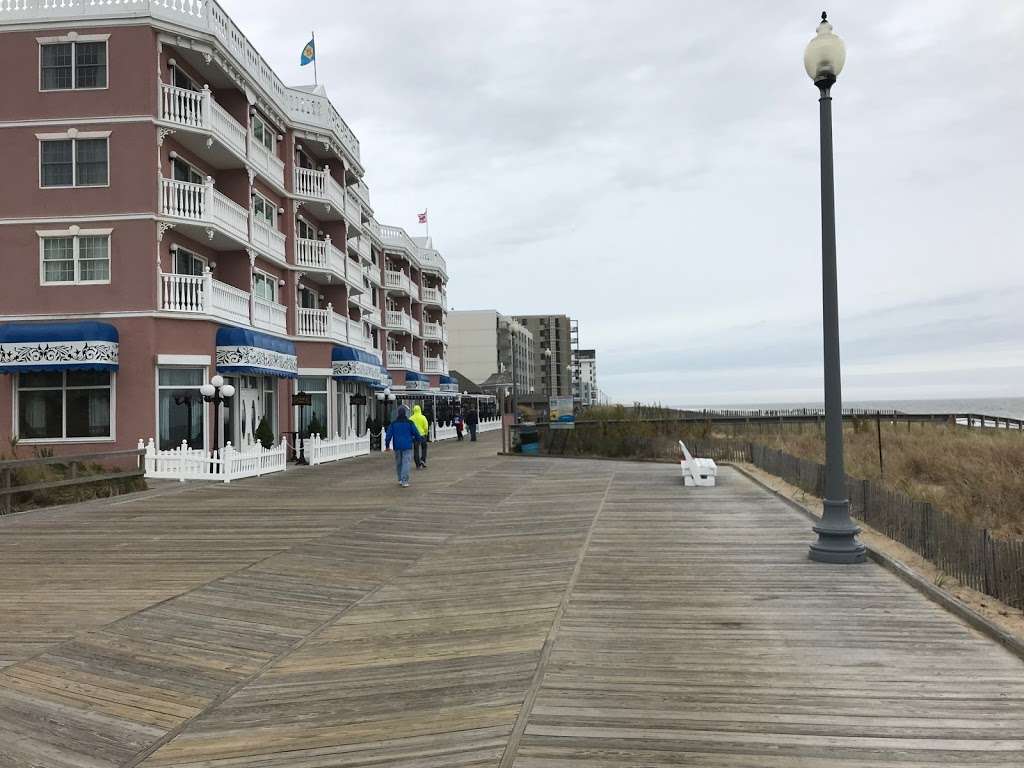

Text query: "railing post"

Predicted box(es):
[203, 175, 214, 220]
[201, 84, 212, 129]
[326, 302, 334, 339]
[202, 267, 213, 314]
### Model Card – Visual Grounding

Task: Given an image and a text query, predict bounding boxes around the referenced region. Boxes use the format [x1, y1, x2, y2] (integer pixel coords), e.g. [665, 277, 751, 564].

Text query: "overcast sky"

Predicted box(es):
[227, 0, 1023, 406]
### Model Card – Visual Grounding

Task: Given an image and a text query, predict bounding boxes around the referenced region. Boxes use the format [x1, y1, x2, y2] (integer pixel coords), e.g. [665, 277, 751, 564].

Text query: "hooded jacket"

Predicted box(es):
[410, 404, 430, 439]
[385, 407, 423, 451]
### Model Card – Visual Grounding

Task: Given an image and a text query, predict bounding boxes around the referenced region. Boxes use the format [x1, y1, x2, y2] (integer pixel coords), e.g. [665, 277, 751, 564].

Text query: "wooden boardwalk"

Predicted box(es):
[1, 434, 1022, 767]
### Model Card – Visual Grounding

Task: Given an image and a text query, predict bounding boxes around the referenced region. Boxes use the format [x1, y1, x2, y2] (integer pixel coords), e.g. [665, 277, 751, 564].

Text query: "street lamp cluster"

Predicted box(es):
[804, 12, 865, 564]
[200, 375, 235, 453]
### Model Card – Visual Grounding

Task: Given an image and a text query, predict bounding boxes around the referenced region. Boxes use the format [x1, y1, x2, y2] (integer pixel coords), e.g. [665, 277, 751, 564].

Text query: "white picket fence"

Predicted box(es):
[478, 417, 501, 433]
[141, 438, 286, 483]
[302, 433, 371, 465]
[434, 424, 458, 441]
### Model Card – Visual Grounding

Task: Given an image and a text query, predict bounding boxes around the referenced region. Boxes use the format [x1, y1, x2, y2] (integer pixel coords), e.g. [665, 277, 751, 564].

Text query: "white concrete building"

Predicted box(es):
[447, 310, 534, 393]
[575, 349, 598, 406]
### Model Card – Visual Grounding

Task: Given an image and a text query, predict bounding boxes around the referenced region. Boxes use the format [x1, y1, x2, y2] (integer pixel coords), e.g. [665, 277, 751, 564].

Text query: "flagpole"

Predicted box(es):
[312, 30, 318, 85]
[425, 209, 429, 241]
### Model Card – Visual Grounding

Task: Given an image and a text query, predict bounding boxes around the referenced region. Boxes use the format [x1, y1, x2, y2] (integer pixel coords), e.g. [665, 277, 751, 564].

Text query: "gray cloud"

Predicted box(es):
[228, 0, 1024, 403]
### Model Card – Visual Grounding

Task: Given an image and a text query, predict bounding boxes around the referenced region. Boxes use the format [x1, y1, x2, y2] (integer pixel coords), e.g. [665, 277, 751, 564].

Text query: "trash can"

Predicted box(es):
[517, 423, 540, 454]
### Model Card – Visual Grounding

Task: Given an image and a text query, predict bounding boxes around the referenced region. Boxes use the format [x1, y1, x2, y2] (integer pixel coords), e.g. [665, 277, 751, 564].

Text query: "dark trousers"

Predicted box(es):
[414, 440, 428, 467]
[456, 425, 464, 441]
[468, 423, 478, 441]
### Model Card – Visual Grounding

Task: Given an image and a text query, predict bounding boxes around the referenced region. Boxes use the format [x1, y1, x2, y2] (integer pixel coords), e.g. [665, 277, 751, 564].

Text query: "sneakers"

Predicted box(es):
[400, 482, 410, 488]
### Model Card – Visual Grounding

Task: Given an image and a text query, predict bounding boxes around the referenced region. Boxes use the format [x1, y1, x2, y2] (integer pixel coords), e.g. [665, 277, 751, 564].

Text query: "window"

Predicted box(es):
[172, 157, 203, 184]
[18, 370, 113, 440]
[296, 376, 328, 438]
[172, 247, 206, 276]
[296, 217, 317, 240]
[251, 114, 275, 152]
[40, 137, 108, 187]
[39, 230, 111, 285]
[40, 40, 107, 90]
[171, 65, 198, 91]
[157, 367, 204, 450]
[252, 192, 275, 227]
[252, 270, 276, 301]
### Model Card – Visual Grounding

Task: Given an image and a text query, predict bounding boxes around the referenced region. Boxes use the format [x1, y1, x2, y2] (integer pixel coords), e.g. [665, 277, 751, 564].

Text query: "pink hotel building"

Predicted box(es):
[0, 0, 456, 456]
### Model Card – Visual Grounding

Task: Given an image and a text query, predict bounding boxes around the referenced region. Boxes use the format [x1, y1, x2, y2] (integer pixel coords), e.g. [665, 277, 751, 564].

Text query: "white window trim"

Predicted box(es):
[38, 134, 111, 189]
[250, 113, 275, 151]
[170, 244, 207, 275]
[252, 189, 276, 227]
[295, 214, 318, 241]
[252, 268, 277, 302]
[38, 228, 112, 286]
[157, 354, 211, 366]
[14, 370, 116, 444]
[38, 35, 110, 93]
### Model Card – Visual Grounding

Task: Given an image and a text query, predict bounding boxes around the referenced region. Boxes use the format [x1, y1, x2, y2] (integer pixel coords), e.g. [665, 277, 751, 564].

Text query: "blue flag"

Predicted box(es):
[300, 39, 315, 66]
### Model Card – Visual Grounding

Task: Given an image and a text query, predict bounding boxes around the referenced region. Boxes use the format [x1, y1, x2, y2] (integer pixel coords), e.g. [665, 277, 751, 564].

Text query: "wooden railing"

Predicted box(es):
[1, 449, 145, 515]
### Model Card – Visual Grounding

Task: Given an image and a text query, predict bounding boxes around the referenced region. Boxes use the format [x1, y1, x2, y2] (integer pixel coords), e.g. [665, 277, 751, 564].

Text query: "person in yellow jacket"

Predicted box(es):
[410, 404, 430, 469]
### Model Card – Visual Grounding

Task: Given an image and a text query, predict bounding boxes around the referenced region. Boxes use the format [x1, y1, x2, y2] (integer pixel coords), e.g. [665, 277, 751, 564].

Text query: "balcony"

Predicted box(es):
[295, 306, 371, 350]
[293, 167, 364, 229]
[386, 350, 416, 370]
[293, 236, 363, 292]
[352, 179, 372, 210]
[384, 270, 414, 296]
[251, 217, 286, 263]
[421, 286, 447, 309]
[248, 133, 286, 189]
[422, 322, 447, 343]
[417, 247, 448, 279]
[159, 270, 285, 335]
[423, 357, 448, 375]
[159, 83, 247, 160]
[385, 310, 414, 334]
[364, 262, 382, 285]
[160, 178, 249, 247]
[349, 236, 371, 261]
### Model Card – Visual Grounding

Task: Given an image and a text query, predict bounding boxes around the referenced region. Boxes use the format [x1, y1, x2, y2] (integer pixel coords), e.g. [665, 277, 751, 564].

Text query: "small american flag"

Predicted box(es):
[417, 210, 428, 224]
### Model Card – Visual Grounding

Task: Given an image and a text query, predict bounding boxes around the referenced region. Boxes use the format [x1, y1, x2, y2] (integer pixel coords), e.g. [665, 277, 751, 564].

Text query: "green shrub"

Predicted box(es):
[254, 417, 275, 449]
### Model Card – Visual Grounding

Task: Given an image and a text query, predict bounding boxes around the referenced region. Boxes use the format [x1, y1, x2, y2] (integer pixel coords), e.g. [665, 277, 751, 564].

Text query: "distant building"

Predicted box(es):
[575, 349, 598, 406]
[513, 315, 573, 401]
[447, 311, 534, 395]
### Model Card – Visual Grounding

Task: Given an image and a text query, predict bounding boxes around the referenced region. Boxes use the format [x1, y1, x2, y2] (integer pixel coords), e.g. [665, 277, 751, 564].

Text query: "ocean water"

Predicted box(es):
[682, 398, 1024, 420]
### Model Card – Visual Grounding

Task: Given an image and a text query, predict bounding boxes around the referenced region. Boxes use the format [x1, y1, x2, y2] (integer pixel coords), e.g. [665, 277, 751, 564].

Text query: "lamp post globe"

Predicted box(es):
[804, 12, 865, 564]
[220, 384, 235, 399]
[210, 374, 224, 388]
[804, 12, 846, 85]
[200, 383, 215, 398]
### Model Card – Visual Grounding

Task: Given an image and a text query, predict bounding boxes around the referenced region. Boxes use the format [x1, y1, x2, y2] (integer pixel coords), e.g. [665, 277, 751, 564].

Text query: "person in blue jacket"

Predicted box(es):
[385, 405, 423, 487]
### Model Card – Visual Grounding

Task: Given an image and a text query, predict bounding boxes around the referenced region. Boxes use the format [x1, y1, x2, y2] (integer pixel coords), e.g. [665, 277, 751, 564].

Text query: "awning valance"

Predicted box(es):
[402, 370, 430, 391]
[0, 321, 119, 372]
[332, 345, 384, 385]
[438, 374, 459, 393]
[216, 326, 297, 378]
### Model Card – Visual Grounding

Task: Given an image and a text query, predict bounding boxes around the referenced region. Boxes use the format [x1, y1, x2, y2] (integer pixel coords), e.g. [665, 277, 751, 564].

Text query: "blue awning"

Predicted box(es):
[216, 326, 297, 378]
[332, 345, 384, 385]
[405, 371, 427, 382]
[0, 321, 119, 372]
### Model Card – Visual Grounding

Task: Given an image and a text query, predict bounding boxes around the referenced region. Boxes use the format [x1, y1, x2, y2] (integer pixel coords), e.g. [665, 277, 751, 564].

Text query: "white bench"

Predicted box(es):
[679, 441, 717, 487]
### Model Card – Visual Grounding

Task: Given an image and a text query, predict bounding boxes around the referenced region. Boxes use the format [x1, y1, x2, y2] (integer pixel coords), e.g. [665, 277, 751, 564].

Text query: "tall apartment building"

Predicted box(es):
[447, 310, 534, 393]
[0, 1, 450, 454]
[574, 349, 598, 406]
[513, 314, 574, 400]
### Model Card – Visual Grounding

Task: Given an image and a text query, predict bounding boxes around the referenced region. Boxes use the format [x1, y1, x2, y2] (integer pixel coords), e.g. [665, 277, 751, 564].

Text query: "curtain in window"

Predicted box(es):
[41, 43, 72, 89]
[75, 42, 106, 88]
[41, 141, 73, 186]
[75, 139, 108, 186]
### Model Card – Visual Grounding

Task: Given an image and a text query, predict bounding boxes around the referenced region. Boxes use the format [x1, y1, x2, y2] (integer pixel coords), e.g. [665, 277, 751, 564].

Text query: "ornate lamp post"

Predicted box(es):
[804, 13, 865, 564]
[200, 374, 235, 452]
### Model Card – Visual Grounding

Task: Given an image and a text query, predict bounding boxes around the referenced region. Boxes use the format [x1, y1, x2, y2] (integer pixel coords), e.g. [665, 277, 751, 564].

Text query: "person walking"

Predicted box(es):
[465, 406, 479, 442]
[384, 406, 422, 487]
[410, 404, 430, 469]
[453, 411, 464, 441]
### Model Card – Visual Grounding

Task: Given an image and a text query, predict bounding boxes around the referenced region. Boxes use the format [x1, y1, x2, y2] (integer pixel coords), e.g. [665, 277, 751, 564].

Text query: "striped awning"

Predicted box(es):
[332, 345, 385, 386]
[216, 326, 297, 378]
[0, 321, 119, 372]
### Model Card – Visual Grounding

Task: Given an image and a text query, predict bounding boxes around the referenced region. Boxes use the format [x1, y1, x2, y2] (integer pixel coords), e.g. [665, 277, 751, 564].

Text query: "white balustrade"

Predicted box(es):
[251, 217, 286, 262]
[385, 270, 412, 295]
[141, 438, 286, 483]
[385, 310, 413, 333]
[248, 135, 286, 187]
[423, 357, 448, 374]
[208, 97, 247, 156]
[386, 350, 413, 370]
[408, 281, 420, 302]
[365, 263, 382, 285]
[295, 236, 327, 270]
[296, 306, 330, 338]
[411, 354, 421, 372]
[293, 166, 346, 212]
[210, 188, 249, 241]
[160, 178, 248, 243]
[423, 322, 443, 340]
[253, 296, 287, 334]
[209, 276, 252, 325]
[159, 270, 250, 326]
[160, 83, 247, 158]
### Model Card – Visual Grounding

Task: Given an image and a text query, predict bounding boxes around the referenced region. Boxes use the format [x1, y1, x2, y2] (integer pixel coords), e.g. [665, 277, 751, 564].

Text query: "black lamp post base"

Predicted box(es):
[809, 499, 866, 563]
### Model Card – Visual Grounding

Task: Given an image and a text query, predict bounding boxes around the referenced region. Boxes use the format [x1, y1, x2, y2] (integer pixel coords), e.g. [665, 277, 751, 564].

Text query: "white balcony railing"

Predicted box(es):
[296, 306, 372, 350]
[350, 236, 371, 261]
[423, 357, 448, 375]
[294, 236, 362, 289]
[411, 354, 421, 372]
[365, 262, 382, 285]
[385, 310, 414, 334]
[384, 270, 413, 295]
[159, 83, 247, 158]
[386, 350, 413, 370]
[293, 167, 360, 228]
[421, 286, 447, 308]
[160, 178, 249, 243]
[422, 322, 446, 342]
[248, 135, 286, 188]
[408, 281, 420, 302]
[251, 217, 286, 262]
[159, 270, 250, 327]
[253, 296, 287, 334]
